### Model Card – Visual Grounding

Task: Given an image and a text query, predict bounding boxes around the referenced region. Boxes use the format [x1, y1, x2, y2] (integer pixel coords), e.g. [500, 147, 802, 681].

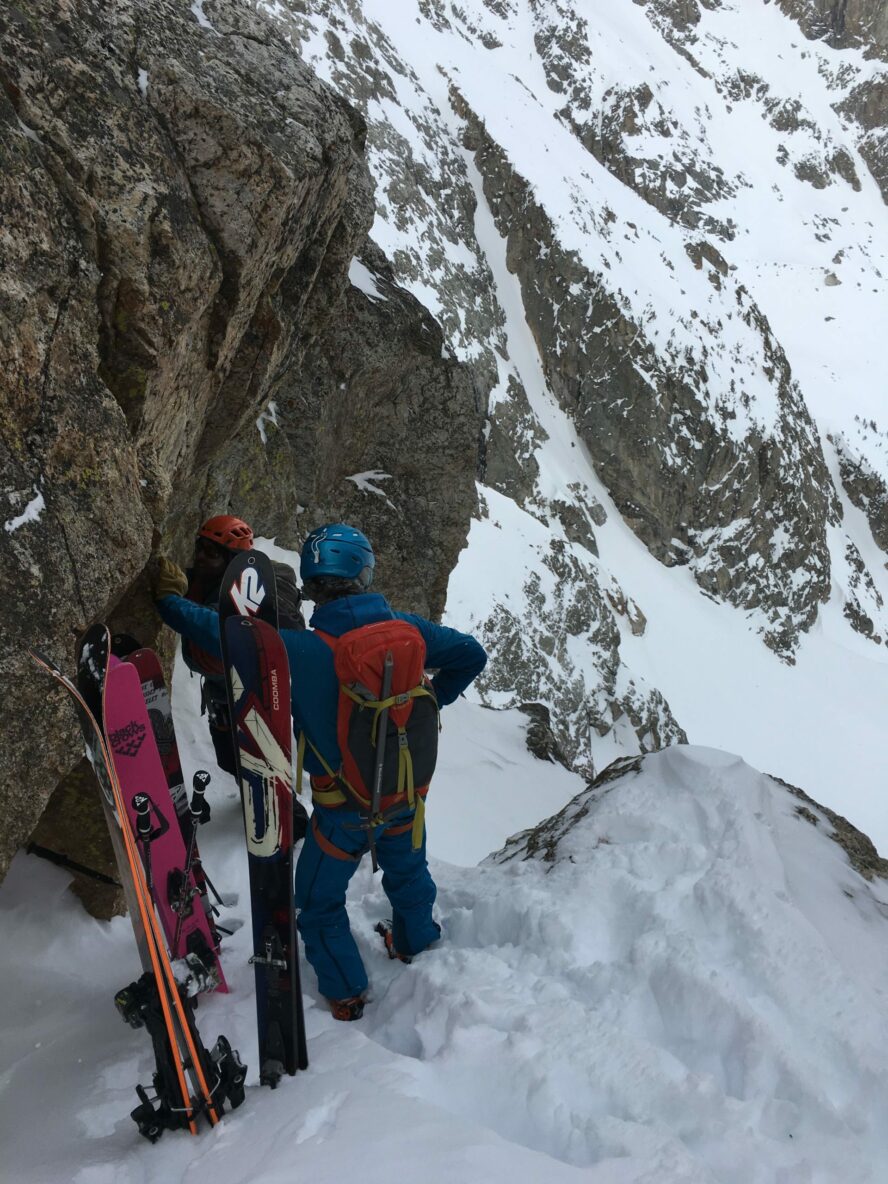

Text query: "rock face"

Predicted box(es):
[770, 774, 888, 882]
[775, 0, 888, 52]
[838, 74, 888, 204]
[265, 0, 507, 393]
[517, 702, 570, 767]
[450, 491, 688, 774]
[5, 0, 888, 892]
[775, 1, 888, 205]
[834, 427, 888, 555]
[243, 0, 888, 777]
[0, 0, 483, 884]
[210, 240, 483, 619]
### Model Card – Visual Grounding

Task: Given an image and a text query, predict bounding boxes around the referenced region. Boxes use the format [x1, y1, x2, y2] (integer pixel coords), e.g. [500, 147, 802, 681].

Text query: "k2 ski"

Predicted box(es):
[220, 550, 308, 1084]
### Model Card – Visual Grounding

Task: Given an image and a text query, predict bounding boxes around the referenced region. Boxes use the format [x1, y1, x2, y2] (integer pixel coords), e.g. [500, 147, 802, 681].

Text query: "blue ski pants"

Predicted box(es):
[295, 806, 440, 1001]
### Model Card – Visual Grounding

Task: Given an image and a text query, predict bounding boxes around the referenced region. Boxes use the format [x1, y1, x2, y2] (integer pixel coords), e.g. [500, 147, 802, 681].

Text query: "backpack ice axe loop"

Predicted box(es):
[367, 651, 394, 872]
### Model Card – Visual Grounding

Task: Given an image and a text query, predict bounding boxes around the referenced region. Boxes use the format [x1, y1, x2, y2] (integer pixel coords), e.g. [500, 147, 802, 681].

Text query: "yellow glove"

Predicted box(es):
[153, 556, 188, 600]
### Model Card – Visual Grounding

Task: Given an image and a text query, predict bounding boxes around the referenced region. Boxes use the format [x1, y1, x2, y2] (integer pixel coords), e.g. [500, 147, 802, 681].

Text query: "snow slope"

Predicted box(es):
[445, 177, 888, 852]
[250, 0, 888, 850]
[3, 654, 888, 1181]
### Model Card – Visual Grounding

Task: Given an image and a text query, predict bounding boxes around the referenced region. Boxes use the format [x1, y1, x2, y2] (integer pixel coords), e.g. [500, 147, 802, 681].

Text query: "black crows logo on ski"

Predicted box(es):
[109, 720, 147, 758]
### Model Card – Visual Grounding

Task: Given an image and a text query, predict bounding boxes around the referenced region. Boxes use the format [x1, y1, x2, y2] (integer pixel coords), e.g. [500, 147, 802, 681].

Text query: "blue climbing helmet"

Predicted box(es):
[300, 523, 375, 589]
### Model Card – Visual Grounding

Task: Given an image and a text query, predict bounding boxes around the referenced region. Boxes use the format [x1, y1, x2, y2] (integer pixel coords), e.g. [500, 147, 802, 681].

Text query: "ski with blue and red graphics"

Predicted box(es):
[220, 549, 308, 1084]
[104, 658, 227, 993]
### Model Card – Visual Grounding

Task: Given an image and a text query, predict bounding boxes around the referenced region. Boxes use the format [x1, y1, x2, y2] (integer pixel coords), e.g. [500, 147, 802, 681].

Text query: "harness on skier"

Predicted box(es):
[296, 619, 439, 851]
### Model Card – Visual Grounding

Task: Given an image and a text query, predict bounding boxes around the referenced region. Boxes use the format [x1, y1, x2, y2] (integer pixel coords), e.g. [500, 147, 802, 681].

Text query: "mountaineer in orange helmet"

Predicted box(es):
[153, 515, 309, 839]
[183, 517, 254, 770]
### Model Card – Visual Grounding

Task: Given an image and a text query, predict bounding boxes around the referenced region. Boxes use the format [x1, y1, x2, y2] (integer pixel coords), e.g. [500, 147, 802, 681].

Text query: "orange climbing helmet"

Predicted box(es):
[197, 514, 254, 552]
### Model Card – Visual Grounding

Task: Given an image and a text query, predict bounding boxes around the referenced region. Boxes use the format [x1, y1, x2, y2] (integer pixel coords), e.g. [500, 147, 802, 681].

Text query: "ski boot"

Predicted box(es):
[374, 920, 412, 964]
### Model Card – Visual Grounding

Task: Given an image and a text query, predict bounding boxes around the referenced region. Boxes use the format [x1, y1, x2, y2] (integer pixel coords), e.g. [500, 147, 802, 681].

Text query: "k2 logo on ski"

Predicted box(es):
[109, 720, 146, 758]
[230, 568, 266, 616]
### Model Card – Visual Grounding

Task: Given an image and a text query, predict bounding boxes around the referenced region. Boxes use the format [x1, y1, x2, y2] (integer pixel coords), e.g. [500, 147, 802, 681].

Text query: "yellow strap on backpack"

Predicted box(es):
[411, 795, 425, 849]
[299, 701, 430, 850]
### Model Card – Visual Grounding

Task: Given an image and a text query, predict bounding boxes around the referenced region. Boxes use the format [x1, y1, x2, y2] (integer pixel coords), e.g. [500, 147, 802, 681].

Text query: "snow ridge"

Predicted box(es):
[5, 712, 888, 1182]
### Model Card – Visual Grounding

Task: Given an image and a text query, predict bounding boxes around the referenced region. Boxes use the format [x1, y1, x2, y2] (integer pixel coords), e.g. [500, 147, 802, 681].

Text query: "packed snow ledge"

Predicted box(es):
[3, 691, 888, 1183]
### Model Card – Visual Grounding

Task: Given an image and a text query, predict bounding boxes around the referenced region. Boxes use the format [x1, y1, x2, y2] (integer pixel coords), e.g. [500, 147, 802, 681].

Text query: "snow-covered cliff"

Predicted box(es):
[256, 0, 888, 845]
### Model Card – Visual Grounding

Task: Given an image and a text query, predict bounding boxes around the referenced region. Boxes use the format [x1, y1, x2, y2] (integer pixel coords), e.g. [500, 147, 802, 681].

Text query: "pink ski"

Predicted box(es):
[104, 659, 228, 994]
[126, 648, 222, 949]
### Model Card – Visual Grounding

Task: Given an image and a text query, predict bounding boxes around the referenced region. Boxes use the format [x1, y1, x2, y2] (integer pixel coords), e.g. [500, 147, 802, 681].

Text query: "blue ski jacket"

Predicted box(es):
[156, 591, 487, 776]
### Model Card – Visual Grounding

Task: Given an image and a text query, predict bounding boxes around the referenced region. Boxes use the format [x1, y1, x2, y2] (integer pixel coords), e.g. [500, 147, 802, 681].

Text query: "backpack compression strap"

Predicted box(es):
[295, 628, 438, 850]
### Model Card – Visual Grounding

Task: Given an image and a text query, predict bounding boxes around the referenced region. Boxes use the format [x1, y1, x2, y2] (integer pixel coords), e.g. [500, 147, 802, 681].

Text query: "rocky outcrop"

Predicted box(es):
[482, 375, 546, 505]
[838, 73, 888, 203]
[268, 0, 507, 393]
[466, 498, 688, 772]
[0, 0, 482, 884]
[833, 427, 888, 554]
[517, 702, 570, 767]
[770, 775, 888, 881]
[210, 240, 484, 620]
[532, 1, 732, 240]
[774, 0, 888, 53]
[777, 1, 888, 203]
[841, 539, 884, 643]
[26, 764, 123, 920]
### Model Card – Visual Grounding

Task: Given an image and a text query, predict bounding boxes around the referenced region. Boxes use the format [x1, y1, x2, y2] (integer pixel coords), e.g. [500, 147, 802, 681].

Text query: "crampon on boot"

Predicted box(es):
[328, 995, 366, 1022]
[374, 921, 412, 964]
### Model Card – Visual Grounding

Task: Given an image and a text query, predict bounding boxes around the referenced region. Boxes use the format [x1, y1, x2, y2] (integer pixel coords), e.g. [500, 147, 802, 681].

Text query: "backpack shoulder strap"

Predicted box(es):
[294, 629, 338, 797]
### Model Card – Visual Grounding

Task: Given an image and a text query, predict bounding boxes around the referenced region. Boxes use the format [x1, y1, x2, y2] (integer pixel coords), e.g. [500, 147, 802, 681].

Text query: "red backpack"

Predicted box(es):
[299, 620, 439, 853]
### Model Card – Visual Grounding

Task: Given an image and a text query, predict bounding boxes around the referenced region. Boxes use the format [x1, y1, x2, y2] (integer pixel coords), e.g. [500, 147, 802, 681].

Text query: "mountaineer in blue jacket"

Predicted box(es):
[152, 523, 487, 1021]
